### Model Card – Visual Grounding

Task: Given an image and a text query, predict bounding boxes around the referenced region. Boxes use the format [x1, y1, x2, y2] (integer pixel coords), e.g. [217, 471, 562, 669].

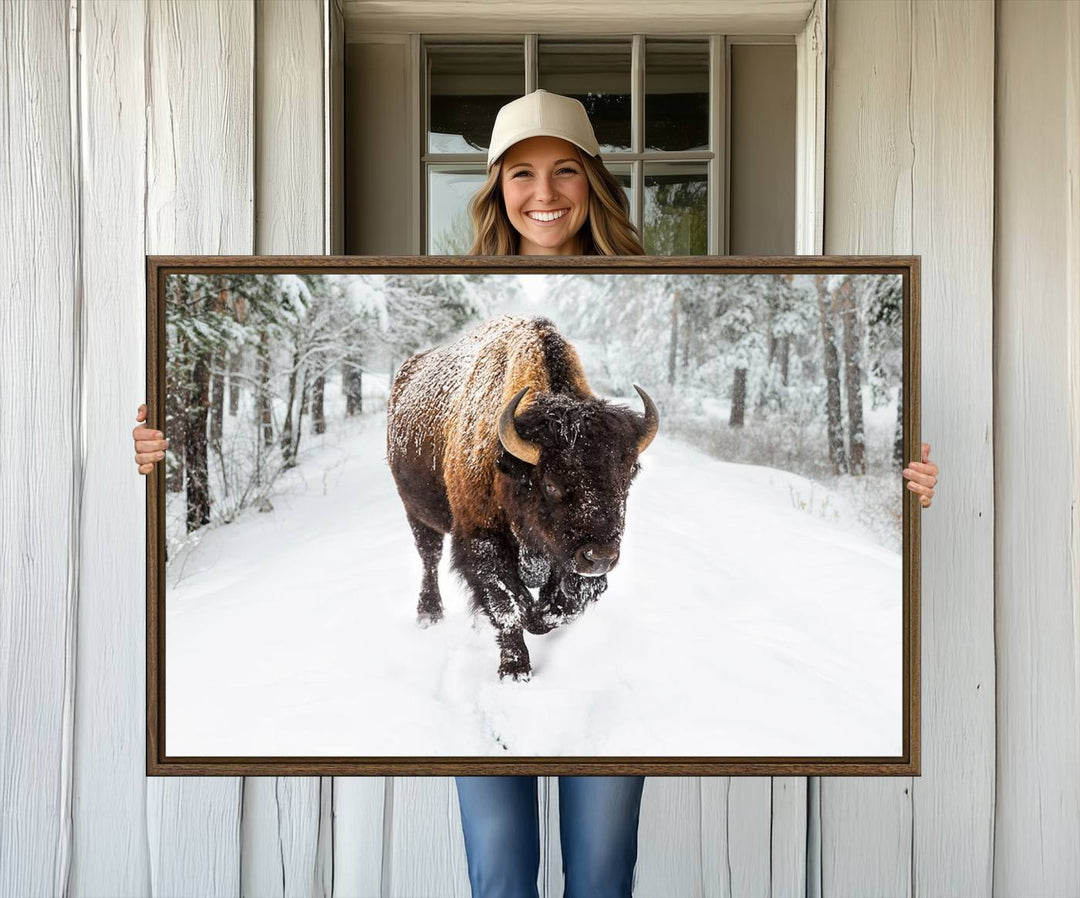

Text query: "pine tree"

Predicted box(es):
[816, 275, 847, 474]
[839, 277, 866, 474]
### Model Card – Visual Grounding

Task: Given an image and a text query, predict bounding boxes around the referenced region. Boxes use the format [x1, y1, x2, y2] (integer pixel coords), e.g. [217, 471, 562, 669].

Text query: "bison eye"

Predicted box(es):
[543, 480, 564, 500]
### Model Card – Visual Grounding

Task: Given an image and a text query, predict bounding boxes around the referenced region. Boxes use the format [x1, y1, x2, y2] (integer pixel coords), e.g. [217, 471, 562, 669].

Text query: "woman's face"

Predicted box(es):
[499, 136, 590, 255]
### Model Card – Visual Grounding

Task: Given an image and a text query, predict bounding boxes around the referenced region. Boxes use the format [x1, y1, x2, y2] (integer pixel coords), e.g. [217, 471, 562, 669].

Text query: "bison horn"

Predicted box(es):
[633, 384, 659, 454]
[499, 387, 541, 466]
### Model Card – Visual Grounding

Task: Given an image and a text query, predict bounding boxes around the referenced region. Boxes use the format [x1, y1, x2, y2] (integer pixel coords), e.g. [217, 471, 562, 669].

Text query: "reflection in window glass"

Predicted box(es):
[538, 41, 632, 153]
[604, 163, 634, 220]
[428, 44, 524, 153]
[428, 168, 487, 254]
[645, 40, 709, 152]
[643, 163, 708, 255]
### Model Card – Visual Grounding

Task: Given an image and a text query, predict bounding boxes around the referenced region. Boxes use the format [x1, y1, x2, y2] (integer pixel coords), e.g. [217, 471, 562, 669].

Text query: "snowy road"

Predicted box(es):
[166, 400, 902, 758]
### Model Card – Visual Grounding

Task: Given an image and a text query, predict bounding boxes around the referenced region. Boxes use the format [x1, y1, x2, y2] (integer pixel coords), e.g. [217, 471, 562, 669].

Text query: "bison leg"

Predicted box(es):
[407, 513, 445, 627]
[451, 532, 532, 681]
[525, 569, 608, 634]
[524, 569, 564, 635]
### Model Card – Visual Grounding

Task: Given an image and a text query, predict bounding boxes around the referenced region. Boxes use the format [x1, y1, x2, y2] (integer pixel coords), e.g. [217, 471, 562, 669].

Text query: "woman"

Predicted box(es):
[131, 90, 939, 897]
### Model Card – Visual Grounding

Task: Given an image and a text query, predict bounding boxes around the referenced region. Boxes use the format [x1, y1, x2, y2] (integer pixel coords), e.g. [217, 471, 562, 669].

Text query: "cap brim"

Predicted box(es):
[487, 131, 599, 168]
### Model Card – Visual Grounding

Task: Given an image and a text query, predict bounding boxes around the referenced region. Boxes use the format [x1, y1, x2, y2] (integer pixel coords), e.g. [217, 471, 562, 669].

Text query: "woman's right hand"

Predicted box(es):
[133, 403, 169, 475]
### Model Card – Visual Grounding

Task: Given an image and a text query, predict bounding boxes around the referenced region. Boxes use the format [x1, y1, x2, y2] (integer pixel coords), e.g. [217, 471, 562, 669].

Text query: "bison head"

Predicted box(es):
[495, 386, 658, 578]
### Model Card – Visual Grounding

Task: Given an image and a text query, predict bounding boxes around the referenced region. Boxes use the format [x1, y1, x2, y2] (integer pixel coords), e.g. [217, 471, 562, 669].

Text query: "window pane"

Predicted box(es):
[603, 163, 634, 220]
[538, 40, 632, 153]
[428, 44, 524, 154]
[428, 167, 487, 254]
[643, 163, 708, 255]
[645, 40, 709, 152]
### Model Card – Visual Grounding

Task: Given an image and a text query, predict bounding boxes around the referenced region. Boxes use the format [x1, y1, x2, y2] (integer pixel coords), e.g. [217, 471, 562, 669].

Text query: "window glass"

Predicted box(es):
[427, 44, 524, 153]
[428, 167, 487, 254]
[645, 40, 709, 152]
[538, 40, 632, 153]
[643, 162, 708, 255]
[601, 163, 634, 221]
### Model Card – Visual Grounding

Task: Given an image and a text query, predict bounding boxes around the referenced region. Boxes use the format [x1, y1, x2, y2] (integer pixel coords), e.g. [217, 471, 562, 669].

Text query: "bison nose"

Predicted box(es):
[574, 543, 620, 577]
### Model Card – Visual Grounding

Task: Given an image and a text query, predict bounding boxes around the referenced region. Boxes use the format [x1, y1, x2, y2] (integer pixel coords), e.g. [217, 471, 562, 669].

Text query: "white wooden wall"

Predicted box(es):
[1, 0, 1077, 896]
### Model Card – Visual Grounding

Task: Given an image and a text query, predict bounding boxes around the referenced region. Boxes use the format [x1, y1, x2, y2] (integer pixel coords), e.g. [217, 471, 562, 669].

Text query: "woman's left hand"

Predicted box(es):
[903, 442, 938, 508]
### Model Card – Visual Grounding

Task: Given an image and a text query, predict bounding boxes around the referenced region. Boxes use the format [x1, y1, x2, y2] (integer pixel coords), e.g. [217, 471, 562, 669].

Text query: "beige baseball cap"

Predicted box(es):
[486, 89, 601, 169]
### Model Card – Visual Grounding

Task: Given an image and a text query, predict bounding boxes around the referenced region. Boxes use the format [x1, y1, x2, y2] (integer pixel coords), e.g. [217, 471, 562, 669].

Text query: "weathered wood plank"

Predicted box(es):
[242, 778, 326, 898]
[333, 778, 385, 897]
[0, 1, 77, 895]
[770, 777, 808, 897]
[727, 779, 772, 896]
[636, 777, 703, 897]
[255, 0, 324, 258]
[698, 778, 781, 898]
[908, 2, 995, 896]
[994, 1, 1080, 891]
[242, 2, 329, 894]
[386, 777, 471, 898]
[822, 2, 914, 893]
[700, 778, 730, 897]
[70, 1, 152, 894]
[145, 0, 254, 892]
[824, 1, 996, 896]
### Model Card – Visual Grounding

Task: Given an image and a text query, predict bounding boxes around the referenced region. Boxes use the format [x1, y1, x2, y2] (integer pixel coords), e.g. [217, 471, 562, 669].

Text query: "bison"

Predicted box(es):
[386, 315, 658, 680]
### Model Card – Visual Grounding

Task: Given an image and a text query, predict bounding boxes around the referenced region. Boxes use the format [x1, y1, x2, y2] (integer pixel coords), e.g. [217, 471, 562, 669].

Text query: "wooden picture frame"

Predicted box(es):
[146, 255, 920, 776]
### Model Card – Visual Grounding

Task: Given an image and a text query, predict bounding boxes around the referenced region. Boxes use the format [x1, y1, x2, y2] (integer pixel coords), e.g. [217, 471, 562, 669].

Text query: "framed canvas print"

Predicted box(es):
[145, 255, 920, 776]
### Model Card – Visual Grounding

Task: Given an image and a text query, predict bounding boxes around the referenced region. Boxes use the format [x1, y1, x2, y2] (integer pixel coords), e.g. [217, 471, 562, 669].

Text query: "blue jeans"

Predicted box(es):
[454, 775, 646, 898]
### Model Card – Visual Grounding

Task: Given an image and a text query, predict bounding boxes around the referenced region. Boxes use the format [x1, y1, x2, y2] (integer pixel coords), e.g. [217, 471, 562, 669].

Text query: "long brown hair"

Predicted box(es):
[467, 150, 645, 256]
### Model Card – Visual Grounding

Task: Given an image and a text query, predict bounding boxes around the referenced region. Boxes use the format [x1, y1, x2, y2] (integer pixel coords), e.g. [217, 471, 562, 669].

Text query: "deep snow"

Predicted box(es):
[165, 381, 902, 758]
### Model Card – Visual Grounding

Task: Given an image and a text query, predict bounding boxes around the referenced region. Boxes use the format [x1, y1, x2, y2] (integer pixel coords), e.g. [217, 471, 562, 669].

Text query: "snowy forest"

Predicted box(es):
[163, 268, 907, 755]
[163, 270, 905, 560]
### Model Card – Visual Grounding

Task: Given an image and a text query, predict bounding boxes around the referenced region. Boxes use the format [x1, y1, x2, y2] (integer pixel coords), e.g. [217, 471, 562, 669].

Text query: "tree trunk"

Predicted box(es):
[165, 341, 185, 494]
[729, 367, 747, 427]
[816, 275, 846, 474]
[209, 281, 227, 448]
[209, 348, 224, 449]
[680, 304, 692, 376]
[292, 363, 310, 461]
[228, 350, 241, 415]
[313, 373, 326, 433]
[256, 329, 273, 449]
[280, 340, 302, 469]
[894, 383, 905, 467]
[185, 352, 211, 531]
[344, 352, 363, 416]
[839, 279, 866, 475]
[668, 293, 680, 385]
[779, 335, 790, 386]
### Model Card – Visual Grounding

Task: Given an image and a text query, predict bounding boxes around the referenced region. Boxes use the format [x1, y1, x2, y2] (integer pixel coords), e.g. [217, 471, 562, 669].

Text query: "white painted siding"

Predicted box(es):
[1, 1, 1078, 896]
[71, 0, 151, 892]
[143, 0, 252, 888]
[994, 0, 1080, 891]
[824, 1, 997, 895]
[0, 1, 78, 895]
[246, 2, 332, 894]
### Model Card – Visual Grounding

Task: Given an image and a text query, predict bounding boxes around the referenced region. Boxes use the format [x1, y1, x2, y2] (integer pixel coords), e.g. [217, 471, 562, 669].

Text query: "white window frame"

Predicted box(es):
[410, 1, 825, 256]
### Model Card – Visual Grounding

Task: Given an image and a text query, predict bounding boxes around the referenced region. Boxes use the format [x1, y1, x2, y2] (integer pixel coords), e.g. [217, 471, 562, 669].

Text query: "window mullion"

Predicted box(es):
[709, 34, 726, 256]
[525, 34, 537, 93]
[631, 34, 645, 235]
[722, 37, 732, 255]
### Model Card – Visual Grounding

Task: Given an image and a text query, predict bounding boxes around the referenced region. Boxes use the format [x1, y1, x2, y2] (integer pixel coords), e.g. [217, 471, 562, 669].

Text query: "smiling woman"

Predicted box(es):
[466, 89, 645, 256]
[499, 138, 591, 254]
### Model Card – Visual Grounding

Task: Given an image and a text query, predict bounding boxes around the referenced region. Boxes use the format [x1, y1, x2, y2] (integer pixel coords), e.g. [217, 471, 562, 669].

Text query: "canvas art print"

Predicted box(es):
[147, 257, 920, 776]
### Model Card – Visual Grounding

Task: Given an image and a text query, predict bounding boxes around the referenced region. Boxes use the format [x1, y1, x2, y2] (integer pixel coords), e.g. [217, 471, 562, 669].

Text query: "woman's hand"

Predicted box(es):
[133, 403, 169, 475]
[903, 442, 938, 508]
